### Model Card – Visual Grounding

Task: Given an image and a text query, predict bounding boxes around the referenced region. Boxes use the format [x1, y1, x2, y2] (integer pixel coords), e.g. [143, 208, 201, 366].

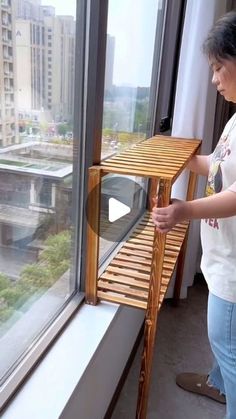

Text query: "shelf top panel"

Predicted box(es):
[99, 135, 201, 181]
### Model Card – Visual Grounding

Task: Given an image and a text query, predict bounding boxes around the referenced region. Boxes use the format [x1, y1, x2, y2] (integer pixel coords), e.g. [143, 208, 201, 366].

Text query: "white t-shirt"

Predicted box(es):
[201, 113, 236, 303]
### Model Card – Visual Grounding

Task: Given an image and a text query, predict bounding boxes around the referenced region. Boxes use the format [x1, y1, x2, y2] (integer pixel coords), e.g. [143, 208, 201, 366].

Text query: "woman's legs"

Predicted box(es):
[208, 356, 225, 395]
[207, 292, 236, 419]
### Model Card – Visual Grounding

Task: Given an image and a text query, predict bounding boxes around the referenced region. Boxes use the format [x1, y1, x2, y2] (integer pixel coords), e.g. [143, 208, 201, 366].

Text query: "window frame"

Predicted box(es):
[151, 0, 187, 136]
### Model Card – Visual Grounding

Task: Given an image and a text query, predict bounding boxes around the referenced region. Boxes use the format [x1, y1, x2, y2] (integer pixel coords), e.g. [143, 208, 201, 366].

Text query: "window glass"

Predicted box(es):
[99, 0, 165, 261]
[0, 0, 77, 386]
[102, 0, 164, 159]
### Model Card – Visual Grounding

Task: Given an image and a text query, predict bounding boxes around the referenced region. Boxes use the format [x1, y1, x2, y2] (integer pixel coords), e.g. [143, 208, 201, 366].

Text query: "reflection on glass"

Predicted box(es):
[0, 0, 76, 384]
[102, 0, 162, 159]
[99, 174, 147, 260]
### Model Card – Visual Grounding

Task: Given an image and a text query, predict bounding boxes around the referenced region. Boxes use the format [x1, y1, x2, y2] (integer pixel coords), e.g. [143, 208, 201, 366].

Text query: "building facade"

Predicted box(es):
[15, 0, 75, 124]
[0, 0, 19, 147]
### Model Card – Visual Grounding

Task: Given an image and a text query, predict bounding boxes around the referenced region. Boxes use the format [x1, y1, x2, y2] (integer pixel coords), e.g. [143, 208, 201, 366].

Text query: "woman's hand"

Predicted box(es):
[152, 198, 189, 233]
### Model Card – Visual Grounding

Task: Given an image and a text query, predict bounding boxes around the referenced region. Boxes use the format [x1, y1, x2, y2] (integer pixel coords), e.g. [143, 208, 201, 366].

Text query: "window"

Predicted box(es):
[0, 0, 82, 408]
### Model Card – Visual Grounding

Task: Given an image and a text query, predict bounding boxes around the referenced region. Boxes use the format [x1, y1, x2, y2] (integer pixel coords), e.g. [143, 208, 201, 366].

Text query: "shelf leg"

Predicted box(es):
[85, 167, 101, 305]
[136, 179, 171, 419]
[173, 170, 198, 305]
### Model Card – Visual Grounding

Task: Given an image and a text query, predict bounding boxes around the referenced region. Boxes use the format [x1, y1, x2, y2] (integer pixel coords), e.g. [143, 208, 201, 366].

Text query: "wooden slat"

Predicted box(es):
[99, 272, 150, 289]
[98, 280, 149, 299]
[97, 290, 148, 309]
[110, 259, 152, 273]
[105, 266, 150, 281]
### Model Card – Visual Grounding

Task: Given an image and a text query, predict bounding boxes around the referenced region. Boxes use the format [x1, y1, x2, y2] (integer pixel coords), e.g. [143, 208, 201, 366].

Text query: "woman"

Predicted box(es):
[152, 11, 236, 419]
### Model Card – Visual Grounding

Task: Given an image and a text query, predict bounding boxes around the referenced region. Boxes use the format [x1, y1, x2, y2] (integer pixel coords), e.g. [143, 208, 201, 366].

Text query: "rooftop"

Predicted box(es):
[0, 142, 73, 179]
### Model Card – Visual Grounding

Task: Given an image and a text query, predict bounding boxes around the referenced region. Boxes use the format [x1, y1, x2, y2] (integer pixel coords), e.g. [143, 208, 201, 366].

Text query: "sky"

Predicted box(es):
[40, 0, 164, 87]
[107, 0, 162, 87]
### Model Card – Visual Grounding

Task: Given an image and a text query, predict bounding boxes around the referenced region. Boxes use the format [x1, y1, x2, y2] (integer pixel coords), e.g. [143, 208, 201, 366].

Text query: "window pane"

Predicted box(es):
[102, 0, 165, 158]
[99, 0, 165, 261]
[0, 0, 77, 384]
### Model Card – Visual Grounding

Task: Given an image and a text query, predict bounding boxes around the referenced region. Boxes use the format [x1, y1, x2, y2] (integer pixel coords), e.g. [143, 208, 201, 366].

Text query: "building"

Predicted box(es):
[105, 34, 115, 92]
[15, 18, 46, 113]
[15, 0, 75, 124]
[0, 0, 19, 147]
[43, 9, 75, 122]
[0, 141, 72, 253]
[15, 0, 42, 21]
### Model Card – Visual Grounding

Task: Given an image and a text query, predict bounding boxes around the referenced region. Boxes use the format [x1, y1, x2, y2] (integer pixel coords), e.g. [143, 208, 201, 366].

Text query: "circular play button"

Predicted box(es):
[86, 175, 148, 243]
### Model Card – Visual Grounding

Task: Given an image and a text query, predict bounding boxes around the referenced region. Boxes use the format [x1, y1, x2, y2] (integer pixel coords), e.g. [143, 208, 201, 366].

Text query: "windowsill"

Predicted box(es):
[2, 301, 121, 419]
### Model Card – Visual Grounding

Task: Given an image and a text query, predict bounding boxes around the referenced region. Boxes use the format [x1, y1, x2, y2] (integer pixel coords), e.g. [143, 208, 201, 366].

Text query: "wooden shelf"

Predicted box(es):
[97, 212, 189, 310]
[100, 136, 201, 181]
[85, 135, 201, 419]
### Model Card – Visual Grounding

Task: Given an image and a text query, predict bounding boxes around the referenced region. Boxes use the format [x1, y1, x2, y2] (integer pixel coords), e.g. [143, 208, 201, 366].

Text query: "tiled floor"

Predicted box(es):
[111, 278, 226, 419]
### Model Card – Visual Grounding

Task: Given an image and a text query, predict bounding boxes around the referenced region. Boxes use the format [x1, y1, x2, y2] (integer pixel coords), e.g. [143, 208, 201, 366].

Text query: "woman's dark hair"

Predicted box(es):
[203, 11, 236, 60]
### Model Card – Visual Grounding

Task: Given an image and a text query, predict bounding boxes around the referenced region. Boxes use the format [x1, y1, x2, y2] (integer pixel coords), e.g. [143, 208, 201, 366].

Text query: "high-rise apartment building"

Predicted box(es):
[43, 8, 75, 122]
[105, 35, 115, 92]
[0, 0, 19, 147]
[15, 0, 75, 124]
[16, 18, 46, 112]
[16, 0, 42, 21]
[58, 15, 75, 123]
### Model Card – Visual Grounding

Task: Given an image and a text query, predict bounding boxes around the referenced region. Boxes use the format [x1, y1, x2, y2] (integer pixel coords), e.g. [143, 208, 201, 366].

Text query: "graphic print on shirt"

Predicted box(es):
[205, 135, 231, 229]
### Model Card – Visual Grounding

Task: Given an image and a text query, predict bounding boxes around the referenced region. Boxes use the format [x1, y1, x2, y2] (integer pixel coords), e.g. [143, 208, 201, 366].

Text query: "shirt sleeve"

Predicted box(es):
[228, 182, 236, 193]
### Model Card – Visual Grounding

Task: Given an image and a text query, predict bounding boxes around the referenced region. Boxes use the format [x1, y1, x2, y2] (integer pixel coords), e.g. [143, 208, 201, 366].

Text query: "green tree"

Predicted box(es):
[0, 287, 27, 309]
[20, 264, 52, 289]
[0, 273, 11, 292]
[58, 124, 67, 137]
[39, 230, 71, 279]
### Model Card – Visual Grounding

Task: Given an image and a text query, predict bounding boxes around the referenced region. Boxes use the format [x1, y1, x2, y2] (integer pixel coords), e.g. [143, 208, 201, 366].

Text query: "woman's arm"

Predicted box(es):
[187, 155, 210, 176]
[152, 190, 236, 233]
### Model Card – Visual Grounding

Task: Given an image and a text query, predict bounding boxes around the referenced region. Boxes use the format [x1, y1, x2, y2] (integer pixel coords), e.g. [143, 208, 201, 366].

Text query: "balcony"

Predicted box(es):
[2, 19, 10, 27]
[4, 71, 14, 78]
[5, 102, 14, 109]
[2, 38, 12, 46]
[3, 54, 12, 62]
[4, 85, 14, 93]
[1, 1, 10, 9]
[1, 15, 11, 28]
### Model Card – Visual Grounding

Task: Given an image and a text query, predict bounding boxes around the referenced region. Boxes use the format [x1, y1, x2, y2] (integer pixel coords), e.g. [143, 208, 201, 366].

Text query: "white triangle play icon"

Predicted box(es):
[108, 198, 131, 222]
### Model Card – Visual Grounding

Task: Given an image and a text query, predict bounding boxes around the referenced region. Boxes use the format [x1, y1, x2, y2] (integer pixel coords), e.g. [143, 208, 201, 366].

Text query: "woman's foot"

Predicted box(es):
[176, 373, 226, 404]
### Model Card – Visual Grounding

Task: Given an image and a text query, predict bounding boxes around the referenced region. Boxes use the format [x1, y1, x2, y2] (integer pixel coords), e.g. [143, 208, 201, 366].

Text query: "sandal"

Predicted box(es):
[176, 373, 226, 404]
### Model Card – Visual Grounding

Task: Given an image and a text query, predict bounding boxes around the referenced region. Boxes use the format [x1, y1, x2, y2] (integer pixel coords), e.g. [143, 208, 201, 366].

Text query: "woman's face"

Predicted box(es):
[210, 57, 236, 102]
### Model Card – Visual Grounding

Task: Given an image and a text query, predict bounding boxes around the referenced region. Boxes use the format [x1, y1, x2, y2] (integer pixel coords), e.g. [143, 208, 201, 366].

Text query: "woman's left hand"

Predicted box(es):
[151, 198, 188, 233]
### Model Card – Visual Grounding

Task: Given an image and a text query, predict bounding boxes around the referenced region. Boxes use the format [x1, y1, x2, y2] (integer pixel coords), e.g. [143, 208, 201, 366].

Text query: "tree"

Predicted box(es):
[0, 274, 11, 292]
[0, 230, 72, 328]
[57, 124, 68, 137]
[20, 264, 52, 289]
[39, 230, 71, 279]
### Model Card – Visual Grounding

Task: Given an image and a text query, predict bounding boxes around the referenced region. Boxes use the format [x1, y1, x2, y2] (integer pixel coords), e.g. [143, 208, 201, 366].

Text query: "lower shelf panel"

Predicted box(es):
[97, 212, 189, 310]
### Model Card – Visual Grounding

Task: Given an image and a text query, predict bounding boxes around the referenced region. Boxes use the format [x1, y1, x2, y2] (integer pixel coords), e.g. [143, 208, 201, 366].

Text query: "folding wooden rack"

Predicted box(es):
[85, 135, 201, 418]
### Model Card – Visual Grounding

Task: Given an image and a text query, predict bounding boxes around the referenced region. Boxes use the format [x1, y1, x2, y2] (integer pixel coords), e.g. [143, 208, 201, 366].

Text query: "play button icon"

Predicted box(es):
[108, 197, 131, 222]
[86, 175, 148, 243]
